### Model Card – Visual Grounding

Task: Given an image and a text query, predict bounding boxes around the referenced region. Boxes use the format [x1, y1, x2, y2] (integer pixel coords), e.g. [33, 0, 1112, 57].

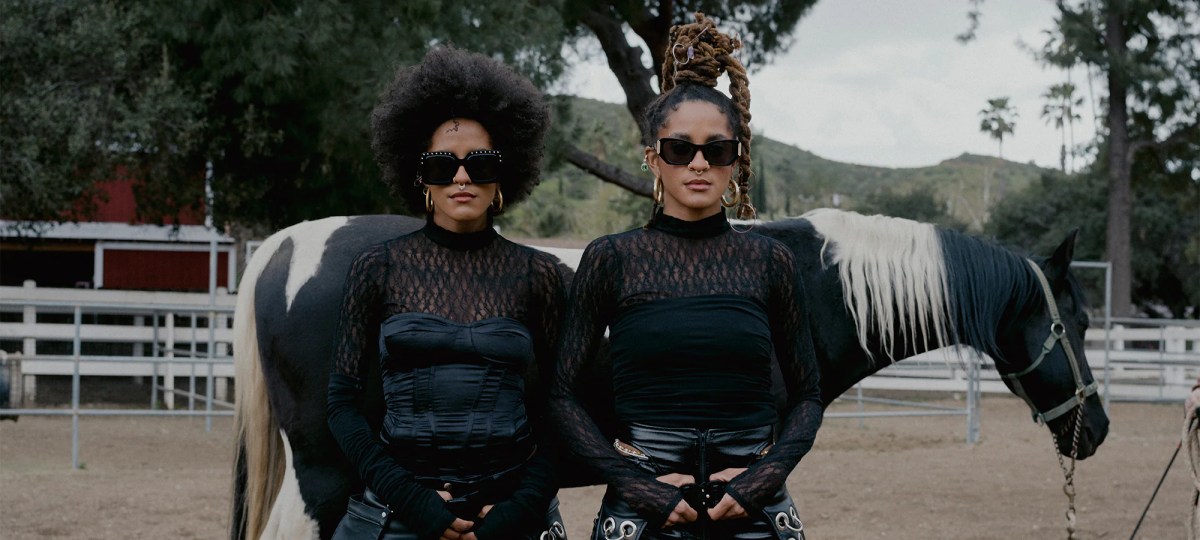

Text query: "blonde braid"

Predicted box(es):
[661, 12, 755, 219]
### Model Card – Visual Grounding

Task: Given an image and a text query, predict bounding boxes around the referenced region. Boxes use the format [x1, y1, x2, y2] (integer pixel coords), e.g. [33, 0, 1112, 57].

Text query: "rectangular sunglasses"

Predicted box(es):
[418, 150, 503, 185]
[655, 138, 741, 166]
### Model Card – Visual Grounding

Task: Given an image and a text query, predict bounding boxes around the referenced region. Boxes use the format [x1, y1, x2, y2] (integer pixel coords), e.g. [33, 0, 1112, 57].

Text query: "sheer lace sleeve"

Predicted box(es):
[326, 245, 456, 536]
[725, 242, 824, 512]
[550, 238, 685, 526]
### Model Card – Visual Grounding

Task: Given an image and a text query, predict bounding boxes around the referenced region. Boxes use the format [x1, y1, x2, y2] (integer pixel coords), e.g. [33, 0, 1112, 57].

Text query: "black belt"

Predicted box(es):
[412, 458, 527, 519]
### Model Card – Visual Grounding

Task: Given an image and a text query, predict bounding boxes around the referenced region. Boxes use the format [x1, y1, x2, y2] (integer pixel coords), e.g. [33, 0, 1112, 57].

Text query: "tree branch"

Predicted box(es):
[578, 6, 658, 124]
[1127, 119, 1200, 163]
[564, 143, 652, 197]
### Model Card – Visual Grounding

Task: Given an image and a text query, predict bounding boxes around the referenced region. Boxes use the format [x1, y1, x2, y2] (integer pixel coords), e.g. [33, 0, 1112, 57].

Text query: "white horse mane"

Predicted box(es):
[802, 208, 952, 362]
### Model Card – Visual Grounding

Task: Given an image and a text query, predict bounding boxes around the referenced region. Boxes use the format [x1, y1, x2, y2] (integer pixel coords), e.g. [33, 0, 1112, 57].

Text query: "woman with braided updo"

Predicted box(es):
[327, 46, 568, 540]
[551, 12, 822, 540]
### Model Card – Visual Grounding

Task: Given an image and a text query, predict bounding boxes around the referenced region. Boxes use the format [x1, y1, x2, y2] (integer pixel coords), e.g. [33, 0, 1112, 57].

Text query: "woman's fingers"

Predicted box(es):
[440, 518, 476, 540]
[707, 467, 747, 483]
[663, 499, 699, 526]
[436, 490, 452, 502]
[477, 504, 493, 518]
[707, 494, 748, 520]
[656, 472, 696, 487]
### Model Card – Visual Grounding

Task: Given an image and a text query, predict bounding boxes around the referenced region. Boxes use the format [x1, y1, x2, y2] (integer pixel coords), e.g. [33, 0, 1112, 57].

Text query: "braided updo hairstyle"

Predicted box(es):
[643, 12, 755, 220]
[372, 46, 550, 215]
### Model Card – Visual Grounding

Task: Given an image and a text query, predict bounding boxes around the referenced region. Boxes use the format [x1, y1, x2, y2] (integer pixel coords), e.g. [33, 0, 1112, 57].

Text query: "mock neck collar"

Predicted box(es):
[648, 209, 730, 239]
[421, 216, 498, 250]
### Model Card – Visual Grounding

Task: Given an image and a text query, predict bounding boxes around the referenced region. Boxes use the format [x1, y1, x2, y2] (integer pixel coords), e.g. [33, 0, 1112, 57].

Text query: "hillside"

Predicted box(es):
[497, 97, 1051, 239]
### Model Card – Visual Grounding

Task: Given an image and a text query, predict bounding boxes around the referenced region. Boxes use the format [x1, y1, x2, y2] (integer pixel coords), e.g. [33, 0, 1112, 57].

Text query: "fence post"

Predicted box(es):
[966, 351, 980, 445]
[164, 313, 175, 410]
[21, 280, 38, 404]
[72, 306, 82, 470]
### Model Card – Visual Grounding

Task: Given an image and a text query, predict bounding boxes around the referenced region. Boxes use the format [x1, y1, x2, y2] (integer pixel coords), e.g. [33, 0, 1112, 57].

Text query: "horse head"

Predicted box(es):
[993, 230, 1108, 459]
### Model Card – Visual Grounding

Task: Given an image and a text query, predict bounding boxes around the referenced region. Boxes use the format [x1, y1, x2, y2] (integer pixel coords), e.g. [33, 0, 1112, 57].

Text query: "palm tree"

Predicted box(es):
[979, 97, 1018, 159]
[1040, 83, 1083, 173]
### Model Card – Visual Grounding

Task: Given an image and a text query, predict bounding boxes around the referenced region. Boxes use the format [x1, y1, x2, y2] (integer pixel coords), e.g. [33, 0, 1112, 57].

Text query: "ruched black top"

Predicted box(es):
[378, 313, 534, 478]
[550, 209, 823, 527]
[327, 218, 567, 539]
[610, 295, 776, 428]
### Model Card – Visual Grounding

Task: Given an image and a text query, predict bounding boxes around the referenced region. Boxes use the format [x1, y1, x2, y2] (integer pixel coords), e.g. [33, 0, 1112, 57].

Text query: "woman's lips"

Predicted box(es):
[684, 180, 712, 191]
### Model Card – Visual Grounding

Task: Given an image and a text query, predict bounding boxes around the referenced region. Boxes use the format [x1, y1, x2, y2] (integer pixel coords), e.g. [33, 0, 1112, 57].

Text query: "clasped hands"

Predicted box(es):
[435, 489, 492, 540]
[657, 468, 748, 527]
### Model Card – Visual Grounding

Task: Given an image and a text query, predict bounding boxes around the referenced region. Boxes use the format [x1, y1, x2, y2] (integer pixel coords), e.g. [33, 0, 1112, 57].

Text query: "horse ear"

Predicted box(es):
[1044, 229, 1078, 283]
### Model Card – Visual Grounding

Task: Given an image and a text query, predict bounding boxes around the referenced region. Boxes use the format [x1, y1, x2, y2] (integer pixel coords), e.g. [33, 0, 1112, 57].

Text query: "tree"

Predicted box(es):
[5, 1, 821, 233]
[988, 166, 1199, 317]
[978, 97, 1018, 159]
[1040, 82, 1083, 173]
[559, 1, 819, 197]
[966, 0, 1200, 316]
[2, 0, 572, 232]
[1, 1, 208, 231]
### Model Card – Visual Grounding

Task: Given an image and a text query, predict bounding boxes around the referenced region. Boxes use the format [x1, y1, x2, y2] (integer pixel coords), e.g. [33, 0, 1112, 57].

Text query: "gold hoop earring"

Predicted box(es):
[653, 177, 664, 206]
[721, 180, 741, 208]
[492, 188, 504, 214]
[423, 187, 433, 213]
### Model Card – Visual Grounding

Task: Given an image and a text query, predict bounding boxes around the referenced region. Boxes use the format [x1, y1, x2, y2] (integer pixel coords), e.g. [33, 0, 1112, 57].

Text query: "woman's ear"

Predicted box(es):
[644, 145, 661, 178]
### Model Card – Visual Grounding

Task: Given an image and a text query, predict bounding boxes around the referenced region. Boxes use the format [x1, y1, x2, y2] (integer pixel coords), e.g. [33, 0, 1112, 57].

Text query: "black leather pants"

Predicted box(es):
[592, 423, 805, 540]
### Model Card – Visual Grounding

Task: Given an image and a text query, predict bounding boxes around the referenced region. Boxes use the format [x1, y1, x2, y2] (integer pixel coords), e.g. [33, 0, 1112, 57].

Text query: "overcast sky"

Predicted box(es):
[556, 0, 1099, 170]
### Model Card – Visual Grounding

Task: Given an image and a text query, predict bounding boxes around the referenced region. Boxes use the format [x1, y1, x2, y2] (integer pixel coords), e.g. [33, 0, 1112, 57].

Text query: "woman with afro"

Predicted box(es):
[326, 46, 568, 540]
[551, 13, 822, 540]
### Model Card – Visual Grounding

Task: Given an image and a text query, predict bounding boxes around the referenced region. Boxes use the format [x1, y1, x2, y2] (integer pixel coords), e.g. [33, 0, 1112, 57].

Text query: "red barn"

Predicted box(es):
[0, 177, 236, 291]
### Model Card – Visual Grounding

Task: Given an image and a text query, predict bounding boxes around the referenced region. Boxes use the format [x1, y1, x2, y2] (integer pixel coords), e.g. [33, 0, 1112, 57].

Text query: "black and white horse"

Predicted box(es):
[229, 210, 1109, 539]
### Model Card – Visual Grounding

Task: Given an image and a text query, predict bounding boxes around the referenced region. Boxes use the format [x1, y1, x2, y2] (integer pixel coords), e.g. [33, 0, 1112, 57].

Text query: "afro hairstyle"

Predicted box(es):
[371, 46, 550, 214]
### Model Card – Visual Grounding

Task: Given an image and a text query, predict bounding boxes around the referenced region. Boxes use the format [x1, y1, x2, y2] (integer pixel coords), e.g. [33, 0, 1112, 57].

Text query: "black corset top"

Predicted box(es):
[377, 312, 535, 479]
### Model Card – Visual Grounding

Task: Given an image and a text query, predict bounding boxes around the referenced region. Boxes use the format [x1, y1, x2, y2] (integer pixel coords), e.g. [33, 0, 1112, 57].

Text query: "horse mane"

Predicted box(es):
[936, 226, 1042, 362]
[802, 209, 1039, 363]
[803, 209, 952, 362]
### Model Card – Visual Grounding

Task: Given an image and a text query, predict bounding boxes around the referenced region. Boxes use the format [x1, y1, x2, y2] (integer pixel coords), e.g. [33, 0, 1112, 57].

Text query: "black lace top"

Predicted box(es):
[549, 210, 823, 526]
[327, 218, 567, 539]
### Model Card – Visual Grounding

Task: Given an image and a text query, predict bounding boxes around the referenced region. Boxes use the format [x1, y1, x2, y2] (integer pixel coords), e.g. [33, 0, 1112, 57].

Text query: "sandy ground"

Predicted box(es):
[0, 393, 1193, 539]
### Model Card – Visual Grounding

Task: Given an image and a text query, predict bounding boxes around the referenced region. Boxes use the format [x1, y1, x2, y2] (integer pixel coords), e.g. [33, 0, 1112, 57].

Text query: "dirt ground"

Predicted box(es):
[0, 392, 1193, 539]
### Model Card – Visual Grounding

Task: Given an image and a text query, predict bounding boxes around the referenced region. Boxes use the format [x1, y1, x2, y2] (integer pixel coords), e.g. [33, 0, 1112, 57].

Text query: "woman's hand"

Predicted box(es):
[477, 505, 493, 518]
[439, 518, 476, 540]
[435, 491, 478, 539]
[706, 467, 749, 521]
[656, 473, 698, 526]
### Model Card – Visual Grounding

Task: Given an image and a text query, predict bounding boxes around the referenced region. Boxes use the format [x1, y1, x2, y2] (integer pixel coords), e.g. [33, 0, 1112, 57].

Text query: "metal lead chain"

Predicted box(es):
[1049, 406, 1085, 539]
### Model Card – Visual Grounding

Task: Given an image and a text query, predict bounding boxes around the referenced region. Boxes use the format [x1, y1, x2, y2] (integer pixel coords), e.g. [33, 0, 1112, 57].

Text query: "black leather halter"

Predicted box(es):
[1002, 259, 1098, 424]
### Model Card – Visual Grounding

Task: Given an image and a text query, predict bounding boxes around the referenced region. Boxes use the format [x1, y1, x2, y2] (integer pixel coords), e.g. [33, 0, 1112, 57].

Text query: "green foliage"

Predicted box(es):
[1, 1, 209, 228]
[2, 0, 572, 232]
[1040, 83, 1083, 173]
[978, 97, 1017, 159]
[855, 187, 965, 231]
[987, 165, 1200, 318]
[175, 0, 572, 229]
[563, 0, 815, 71]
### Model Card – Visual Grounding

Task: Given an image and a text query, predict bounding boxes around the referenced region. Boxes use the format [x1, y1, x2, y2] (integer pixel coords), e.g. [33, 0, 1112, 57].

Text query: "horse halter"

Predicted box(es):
[1002, 259, 1098, 424]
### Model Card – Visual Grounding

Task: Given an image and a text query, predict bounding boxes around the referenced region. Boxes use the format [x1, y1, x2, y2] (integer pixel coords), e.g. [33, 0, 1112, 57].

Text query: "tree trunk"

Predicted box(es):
[1104, 5, 1133, 316]
[578, 7, 661, 130]
[569, 7, 668, 197]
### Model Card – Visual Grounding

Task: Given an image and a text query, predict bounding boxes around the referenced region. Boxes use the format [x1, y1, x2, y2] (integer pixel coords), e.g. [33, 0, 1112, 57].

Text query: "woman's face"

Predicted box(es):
[645, 100, 737, 221]
[424, 118, 499, 233]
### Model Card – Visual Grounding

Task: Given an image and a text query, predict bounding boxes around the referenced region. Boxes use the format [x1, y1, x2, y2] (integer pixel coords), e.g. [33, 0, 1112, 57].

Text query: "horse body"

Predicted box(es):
[231, 210, 1109, 540]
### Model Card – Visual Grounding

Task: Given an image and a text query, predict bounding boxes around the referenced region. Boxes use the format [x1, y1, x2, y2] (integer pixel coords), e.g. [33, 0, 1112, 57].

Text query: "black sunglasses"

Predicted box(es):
[655, 138, 741, 167]
[418, 150, 503, 185]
